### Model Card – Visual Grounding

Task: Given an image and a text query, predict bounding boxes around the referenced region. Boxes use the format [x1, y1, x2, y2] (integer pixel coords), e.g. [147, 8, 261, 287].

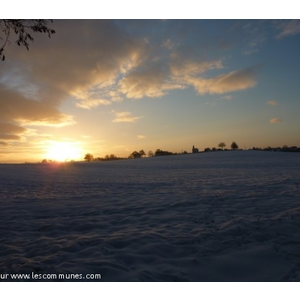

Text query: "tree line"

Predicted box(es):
[83, 143, 240, 162]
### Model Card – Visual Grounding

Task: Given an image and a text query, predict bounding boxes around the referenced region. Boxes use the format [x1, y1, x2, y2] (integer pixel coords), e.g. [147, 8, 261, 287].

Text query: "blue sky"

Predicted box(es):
[1, 19, 300, 162]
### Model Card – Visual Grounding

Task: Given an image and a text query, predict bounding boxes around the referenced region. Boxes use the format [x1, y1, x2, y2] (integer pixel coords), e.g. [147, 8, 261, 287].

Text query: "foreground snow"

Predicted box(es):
[1, 151, 300, 281]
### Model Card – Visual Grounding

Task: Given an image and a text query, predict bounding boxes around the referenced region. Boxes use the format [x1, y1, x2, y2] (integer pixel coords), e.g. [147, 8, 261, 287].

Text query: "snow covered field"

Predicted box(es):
[1, 151, 300, 281]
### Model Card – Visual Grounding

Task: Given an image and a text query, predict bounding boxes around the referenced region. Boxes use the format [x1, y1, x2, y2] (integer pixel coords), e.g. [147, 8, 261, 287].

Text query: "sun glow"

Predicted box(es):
[45, 141, 83, 162]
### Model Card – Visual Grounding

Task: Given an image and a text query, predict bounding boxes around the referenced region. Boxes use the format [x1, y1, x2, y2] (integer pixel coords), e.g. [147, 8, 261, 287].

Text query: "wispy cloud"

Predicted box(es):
[112, 111, 143, 123]
[0, 133, 21, 140]
[270, 118, 282, 124]
[137, 135, 146, 139]
[170, 60, 223, 77]
[267, 100, 277, 106]
[118, 68, 184, 99]
[16, 114, 75, 128]
[187, 67, 257, 95]
[76, 99, 111, 109]
[276, 20, 300, 39]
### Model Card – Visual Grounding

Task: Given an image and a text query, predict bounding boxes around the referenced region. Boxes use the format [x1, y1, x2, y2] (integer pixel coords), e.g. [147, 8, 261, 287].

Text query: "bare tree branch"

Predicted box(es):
[0, 19, 55, 61]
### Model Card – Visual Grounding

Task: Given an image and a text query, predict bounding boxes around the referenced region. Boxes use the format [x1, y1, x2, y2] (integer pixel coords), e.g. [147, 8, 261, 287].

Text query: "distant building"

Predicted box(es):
[192, 145, 199, 153]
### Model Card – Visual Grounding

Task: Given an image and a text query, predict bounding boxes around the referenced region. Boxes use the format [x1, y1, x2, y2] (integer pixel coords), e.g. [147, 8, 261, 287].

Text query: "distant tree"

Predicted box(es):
[154, 149, 173, 156]
[84, 153, 94, 162]
[0, 19, 55, 61]
[139, 150, 146, 157]
[218, 142, 226, 150]
[129, 151, 142, 159]
[148, 150, 154, 157]
[231, 142, 239, 150]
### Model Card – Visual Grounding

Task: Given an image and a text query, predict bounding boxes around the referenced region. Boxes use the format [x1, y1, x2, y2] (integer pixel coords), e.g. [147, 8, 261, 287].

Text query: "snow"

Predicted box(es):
[1, 151, 300, 281]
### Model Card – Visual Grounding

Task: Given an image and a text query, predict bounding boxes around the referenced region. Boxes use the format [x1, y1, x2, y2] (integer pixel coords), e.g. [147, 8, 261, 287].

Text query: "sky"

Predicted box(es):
[1, 18, 300, 162]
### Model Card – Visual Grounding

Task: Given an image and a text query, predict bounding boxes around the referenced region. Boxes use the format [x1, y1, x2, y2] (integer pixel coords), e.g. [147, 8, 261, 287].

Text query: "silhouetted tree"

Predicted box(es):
[231, 142, 239, 150]
[148, 150, 154, 157]
[84, 153, 94, 162]
[155, 149, 173, 156]
[139, 150, 146, 157]
[129, 151, 142, 159]
[218, 142, 226, 150]
[0, 19, 55, 61]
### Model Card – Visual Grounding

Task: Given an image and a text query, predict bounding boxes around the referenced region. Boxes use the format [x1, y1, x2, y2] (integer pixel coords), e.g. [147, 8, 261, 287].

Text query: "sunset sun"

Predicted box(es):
[45, 141, 83, 162]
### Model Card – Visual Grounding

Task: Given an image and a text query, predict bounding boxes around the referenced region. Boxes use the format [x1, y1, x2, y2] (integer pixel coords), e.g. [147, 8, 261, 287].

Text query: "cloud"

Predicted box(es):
[76, 99, 112, 109]
[170, 60, 223, 77]
[137, 135, 146, 139]
[116, 59, 254, 100]
[0, 20, 149, 144]
[118, 68, 184, 99]
[0, 133, 21, 140]
[267, 100, 277, 106]
[17, 115, 75, 128]
[276, 20, 300, 39]
[1, 20, 147, 114]
[187, 67, 257, 95]
[0, 122, 26, 134]
[0, 141, 8, 146]
[0, 19, 262, 146]
[0, 84, 68, 123]
[0, 82, 75, 143]
[2, 20, 260, 110]
[270, 118, 282, 124]
[112, 111, 143, 123]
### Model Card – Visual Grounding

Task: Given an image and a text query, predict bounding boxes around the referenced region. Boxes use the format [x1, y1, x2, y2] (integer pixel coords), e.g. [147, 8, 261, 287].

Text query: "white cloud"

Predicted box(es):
[112, 111, 143, 123]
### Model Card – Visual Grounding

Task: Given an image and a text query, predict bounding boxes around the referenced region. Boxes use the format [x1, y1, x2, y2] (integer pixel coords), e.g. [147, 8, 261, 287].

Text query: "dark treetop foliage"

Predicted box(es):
[0, 19, 55, 61]
[231, 141, 239, 150]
